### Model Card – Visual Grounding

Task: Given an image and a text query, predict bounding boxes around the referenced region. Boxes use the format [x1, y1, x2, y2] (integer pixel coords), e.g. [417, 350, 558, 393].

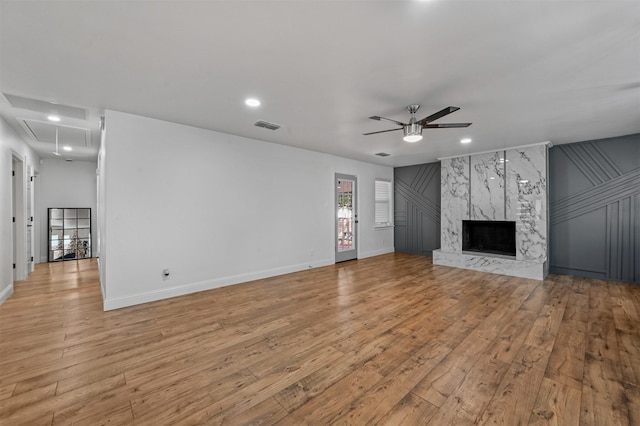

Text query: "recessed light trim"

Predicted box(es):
[48, 115, 60, 122]
[245, 98, 261, 107]
[460, 138, 472, 144]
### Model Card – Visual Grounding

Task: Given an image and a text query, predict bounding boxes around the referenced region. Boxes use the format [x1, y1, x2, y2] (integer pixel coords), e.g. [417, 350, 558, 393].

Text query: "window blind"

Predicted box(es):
[375, 179, 392, 226]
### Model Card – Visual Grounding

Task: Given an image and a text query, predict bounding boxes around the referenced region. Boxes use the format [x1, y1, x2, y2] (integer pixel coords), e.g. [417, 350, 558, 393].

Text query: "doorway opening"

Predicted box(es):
[11, 155, 26, 282]
[335, 173, 357, 263]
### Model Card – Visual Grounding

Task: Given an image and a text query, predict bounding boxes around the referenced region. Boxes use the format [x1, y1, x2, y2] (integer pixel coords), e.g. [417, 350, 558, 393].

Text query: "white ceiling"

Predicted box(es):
[1, 1, 639, 167]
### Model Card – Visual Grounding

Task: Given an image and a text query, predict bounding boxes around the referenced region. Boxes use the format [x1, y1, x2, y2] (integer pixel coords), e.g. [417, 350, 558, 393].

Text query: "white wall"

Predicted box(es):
[101, 110, 394, 310]
[36, 158, 98, 263]
[97, 126, 107, 297]
[0, 117, 39, 304]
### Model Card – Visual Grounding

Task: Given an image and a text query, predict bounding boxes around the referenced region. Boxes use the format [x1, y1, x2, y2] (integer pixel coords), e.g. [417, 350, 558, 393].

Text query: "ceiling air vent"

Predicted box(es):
[254, 120, 281, 131]
[375, 152, 391, 157]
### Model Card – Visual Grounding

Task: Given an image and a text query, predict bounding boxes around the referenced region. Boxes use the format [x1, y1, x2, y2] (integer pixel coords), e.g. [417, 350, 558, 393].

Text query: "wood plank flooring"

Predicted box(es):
[0, 253, 638, 425]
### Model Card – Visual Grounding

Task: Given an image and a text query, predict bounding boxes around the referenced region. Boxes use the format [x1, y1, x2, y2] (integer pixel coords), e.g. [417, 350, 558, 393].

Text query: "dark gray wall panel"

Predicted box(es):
[549, 133, 640, 283]
[394, 162, 440, 256]
[550, 207, 607, 278]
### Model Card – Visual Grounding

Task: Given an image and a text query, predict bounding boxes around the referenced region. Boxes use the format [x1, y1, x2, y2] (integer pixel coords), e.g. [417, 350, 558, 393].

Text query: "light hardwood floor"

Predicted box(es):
[0, 253, 638, 425]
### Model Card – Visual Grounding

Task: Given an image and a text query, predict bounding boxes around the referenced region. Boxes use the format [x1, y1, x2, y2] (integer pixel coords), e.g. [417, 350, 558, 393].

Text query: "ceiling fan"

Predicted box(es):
[363, 105, 471, 142]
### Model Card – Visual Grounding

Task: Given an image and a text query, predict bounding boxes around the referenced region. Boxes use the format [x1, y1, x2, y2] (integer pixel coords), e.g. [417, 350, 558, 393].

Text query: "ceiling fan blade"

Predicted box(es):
[369, 116, 406, 126]
[362, 127, 403, 136]
[418, 106, 460, 125]
[424, 123, 472, 128]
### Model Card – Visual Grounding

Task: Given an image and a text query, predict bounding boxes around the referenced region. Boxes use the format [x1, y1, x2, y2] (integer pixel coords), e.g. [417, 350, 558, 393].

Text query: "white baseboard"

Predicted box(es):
[103, 258, 333, 311]
[359, 247, 395, 259]
[0, 284, 14, 305]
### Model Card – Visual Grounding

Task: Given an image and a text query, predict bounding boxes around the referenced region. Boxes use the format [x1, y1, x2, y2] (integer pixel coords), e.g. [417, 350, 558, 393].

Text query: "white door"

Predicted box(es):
[26, 167, 33, 272]
[12, 164, 16, 281]
[335, 174, 357, 262]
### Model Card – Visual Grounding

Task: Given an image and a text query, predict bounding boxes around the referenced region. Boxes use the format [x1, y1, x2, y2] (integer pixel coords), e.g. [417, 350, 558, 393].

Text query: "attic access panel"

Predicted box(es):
[21, 120, 90, 148]
[4, 93, 87, 120]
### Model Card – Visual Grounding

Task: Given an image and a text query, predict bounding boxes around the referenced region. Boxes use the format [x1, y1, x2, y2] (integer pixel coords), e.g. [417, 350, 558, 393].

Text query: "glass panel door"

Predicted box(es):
[335, 174, 357, 263]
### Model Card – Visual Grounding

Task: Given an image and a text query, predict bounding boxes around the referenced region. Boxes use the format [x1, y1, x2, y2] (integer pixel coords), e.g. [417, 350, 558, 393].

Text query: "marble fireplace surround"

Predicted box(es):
[433, 142, 551, 280]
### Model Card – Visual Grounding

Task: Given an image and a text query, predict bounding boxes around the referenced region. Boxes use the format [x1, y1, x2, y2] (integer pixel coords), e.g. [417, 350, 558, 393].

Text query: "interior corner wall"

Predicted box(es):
[101, 110, 394, 310]
[97, 127, 107, 298]
[0, 116, 40, 304]
[37, 158, 98, 263]
[394, 161, 441, 256]
[549, 133, 640, 283]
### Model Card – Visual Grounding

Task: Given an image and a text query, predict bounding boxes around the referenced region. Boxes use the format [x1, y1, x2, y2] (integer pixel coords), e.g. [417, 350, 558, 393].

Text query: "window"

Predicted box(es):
[375, 179, 392, 227]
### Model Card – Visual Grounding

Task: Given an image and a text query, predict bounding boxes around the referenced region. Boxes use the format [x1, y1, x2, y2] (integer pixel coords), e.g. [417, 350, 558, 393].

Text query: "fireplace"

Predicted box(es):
[462, 220, 516, 257]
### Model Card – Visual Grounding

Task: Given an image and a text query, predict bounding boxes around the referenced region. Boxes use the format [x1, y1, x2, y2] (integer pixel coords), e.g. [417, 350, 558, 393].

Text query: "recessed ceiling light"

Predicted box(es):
[245, 98, 260, 107]
[460, 138, 472, 144]
[63, 146, 72, 151]
[48, 115, 60, 122]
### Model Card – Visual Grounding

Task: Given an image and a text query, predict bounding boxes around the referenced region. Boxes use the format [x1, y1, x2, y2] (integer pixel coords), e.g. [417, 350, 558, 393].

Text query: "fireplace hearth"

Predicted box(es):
[462, 220, 516, 257]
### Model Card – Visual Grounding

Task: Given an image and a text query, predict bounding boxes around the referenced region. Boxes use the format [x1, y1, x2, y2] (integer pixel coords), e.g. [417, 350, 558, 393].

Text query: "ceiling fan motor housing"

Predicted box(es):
[404, 122, 422, 137]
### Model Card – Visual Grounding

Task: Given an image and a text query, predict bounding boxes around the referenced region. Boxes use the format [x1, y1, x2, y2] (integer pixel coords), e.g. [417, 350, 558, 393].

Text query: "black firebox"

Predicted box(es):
[462, 220, 516, 257]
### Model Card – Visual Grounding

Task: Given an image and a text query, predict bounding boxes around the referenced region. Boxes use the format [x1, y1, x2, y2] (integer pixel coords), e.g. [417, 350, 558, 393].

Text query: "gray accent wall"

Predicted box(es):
[549, 133, 640, 283]
[394, 162, 441, 255]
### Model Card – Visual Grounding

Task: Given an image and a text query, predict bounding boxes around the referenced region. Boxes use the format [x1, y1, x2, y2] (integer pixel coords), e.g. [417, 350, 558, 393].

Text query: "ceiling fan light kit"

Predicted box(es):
[364, 104, 471, 143]
[403, 124, 423, 143]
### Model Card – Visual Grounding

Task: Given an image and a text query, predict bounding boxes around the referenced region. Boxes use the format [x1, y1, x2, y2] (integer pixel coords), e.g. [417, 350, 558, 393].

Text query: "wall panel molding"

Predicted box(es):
[550, 167, 640, 224]
[549, 133, 639, 283]
[394, 162, 441, 256]
[395, 178, 440, 224]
